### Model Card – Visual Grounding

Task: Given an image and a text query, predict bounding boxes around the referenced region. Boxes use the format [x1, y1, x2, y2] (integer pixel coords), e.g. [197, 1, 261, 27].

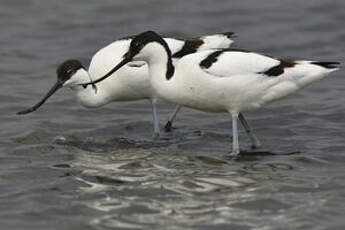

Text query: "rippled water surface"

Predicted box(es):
[1, 0, 345, 229]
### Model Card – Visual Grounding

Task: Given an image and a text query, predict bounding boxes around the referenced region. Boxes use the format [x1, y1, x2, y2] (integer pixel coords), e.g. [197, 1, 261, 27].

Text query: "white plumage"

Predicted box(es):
[17, 32, 235, 137]
[168, 50, 338, 114]
[85, 31, 339, 155]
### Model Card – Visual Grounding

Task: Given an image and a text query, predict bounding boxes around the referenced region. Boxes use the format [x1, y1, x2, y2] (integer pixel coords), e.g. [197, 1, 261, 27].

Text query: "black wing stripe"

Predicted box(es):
[221, 32, 236, 39]
[199, 49, 250, 69]
[261, 60, 296, 77]
[199, 51, 223, 69]
[311, 62, 340, 69]
[200, 49, 298, 78]
[172, 39, 204, 58]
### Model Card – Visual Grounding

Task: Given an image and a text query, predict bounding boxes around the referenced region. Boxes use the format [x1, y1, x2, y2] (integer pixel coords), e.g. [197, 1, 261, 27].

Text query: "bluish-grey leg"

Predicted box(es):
[238, 113, 261, 149]
[151, 100, 160, 138]
[164, 105, 182, 132]
[231, 114, 240, 155]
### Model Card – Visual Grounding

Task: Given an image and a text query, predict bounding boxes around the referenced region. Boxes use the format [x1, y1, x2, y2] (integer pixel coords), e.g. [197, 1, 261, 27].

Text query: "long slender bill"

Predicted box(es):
[17, 81, 63, 115]
[80, 57, 131, 87]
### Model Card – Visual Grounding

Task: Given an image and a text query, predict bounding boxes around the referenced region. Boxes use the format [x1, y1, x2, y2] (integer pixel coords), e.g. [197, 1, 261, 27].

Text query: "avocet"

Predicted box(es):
[84, 31, 339, 155]
[17, 32, 235, 137]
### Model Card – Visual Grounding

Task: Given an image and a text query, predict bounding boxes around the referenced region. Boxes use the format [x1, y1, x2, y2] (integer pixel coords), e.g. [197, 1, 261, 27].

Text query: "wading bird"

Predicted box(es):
[83, 31, 339, 155]
[17, 32, 235, 137]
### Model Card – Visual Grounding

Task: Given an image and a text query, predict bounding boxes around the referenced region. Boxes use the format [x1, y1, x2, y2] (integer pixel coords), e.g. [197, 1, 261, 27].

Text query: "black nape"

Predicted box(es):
[57, 59, 84, 81]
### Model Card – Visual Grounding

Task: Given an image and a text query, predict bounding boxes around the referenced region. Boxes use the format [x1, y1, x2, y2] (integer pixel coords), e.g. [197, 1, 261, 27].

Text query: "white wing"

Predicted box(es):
[198, 32, 235, 51]
[198, 49, 283, 78]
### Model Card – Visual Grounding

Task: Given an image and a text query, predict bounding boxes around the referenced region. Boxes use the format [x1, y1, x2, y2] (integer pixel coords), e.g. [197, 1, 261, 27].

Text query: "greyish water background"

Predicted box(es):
[1, 0, 345, 229]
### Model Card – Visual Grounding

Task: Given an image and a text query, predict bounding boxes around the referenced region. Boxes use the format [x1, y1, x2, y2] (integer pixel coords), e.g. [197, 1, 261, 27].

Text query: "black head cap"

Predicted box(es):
[128, 31, 170, 58]
[16, 59, 84, 115]
[127, 31, 174, 79]
[56, 59, 84, 82]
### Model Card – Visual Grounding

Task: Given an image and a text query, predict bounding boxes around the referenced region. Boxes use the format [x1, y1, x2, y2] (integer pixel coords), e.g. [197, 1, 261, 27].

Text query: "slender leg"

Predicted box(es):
[231, 113, 240, 155]
[151, 100, 160, 138]
[238, 113, 261, 149]
[164, 105, 182, 132]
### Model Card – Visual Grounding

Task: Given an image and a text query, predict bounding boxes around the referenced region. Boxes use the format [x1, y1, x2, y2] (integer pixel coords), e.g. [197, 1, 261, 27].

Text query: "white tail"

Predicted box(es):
[199, 32, 235, 51]
[293, 61, 340, 87]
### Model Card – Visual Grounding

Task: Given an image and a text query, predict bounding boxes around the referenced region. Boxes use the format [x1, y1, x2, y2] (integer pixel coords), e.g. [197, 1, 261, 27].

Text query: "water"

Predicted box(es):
[1, 0, 345, 229]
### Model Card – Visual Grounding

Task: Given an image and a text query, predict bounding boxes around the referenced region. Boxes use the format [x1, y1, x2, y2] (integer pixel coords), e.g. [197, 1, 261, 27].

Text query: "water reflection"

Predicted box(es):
[60, 136, 326, 229]
[6, 128, 340, 229]
[2, 0, 345, 228]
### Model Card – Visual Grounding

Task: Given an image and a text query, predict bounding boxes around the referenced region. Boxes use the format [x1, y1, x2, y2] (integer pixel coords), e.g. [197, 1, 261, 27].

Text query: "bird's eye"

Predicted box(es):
[66, 69, 76, 75]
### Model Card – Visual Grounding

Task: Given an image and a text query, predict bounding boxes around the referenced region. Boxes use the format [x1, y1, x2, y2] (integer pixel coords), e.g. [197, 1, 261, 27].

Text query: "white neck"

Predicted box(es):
[68, 70, 108, 108]
[137, 42, 176, 101]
